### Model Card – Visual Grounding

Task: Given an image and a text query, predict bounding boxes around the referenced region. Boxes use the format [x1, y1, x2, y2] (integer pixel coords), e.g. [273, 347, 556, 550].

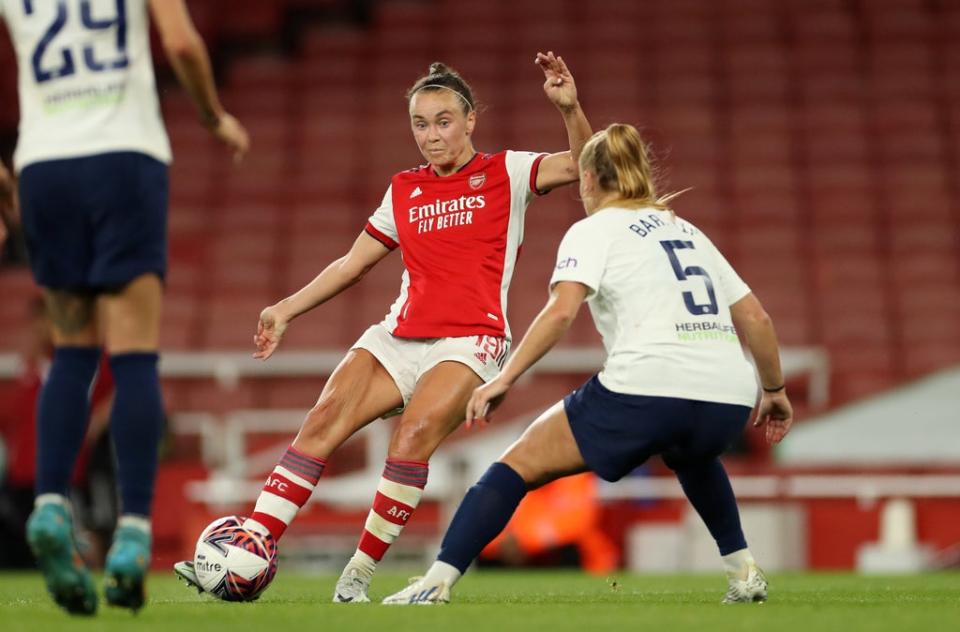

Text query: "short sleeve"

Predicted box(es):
[364, 185, 398, 249]
[706, 238, 751, 305]
[504, 150, 548, 204]
[549, 220, 608, 299]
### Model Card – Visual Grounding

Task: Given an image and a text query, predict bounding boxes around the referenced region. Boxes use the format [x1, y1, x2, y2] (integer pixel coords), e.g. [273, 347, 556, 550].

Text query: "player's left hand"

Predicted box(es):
[754, 390, 794, 444]
[536, 51, 578, 113]
[210, 112, 250, 164]
[465, 376, 512, 428]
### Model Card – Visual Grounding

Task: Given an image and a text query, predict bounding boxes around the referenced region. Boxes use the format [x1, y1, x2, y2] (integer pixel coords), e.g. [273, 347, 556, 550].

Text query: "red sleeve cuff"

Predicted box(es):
[529, 153, 548, 196]
[365, 222, 399, 249]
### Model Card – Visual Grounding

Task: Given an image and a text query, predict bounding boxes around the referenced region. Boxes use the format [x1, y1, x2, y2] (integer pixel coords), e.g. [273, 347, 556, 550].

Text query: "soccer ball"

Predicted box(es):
[193, 515, 278, 602]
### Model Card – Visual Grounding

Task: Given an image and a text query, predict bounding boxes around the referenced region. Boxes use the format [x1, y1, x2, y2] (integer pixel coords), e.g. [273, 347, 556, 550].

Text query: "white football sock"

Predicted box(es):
[346, 550, 377, 576]
[118, 514, 152, 535]
[35, 493, 69, 508]
[424, 560, 462, 587]
[722, 548, 756, 580]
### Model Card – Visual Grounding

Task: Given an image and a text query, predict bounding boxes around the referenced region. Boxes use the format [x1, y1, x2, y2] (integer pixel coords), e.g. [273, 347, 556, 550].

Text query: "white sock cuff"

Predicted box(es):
[349, 550, 378, 575]
[425, 560, 463, 587]
[722, 548, 755, 577]
[35, 493, 70, 509]
[243, 518, 270, 536]
[118, 514, 152, 535]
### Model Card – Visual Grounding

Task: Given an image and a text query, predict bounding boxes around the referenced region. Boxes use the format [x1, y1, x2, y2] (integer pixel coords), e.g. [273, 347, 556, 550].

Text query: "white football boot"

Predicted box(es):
[721, 564, 768, 604]
[381, 576, 451, 605]
[332, 566, 372, 603]
[173, 560, 204, 594]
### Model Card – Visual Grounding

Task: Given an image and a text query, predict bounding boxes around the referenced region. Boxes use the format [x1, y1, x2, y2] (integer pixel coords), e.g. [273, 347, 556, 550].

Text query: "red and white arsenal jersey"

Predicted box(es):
[364, 150, 546, 339]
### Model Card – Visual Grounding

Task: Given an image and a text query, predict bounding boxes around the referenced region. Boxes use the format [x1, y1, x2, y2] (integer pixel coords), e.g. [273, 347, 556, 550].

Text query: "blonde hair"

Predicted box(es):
[579, 123, 682, 211]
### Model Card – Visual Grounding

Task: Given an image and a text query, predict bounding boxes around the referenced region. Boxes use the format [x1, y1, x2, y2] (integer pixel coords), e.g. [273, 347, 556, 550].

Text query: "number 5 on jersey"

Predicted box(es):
[660, 240, 719, 316]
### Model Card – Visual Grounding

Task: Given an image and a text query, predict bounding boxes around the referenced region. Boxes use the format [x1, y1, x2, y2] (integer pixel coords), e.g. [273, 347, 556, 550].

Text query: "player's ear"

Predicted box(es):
[465, 110, 476, 136]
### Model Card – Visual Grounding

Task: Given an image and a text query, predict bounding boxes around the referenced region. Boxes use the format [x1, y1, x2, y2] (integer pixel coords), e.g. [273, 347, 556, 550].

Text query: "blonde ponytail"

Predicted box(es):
[580, 123, 681, 210]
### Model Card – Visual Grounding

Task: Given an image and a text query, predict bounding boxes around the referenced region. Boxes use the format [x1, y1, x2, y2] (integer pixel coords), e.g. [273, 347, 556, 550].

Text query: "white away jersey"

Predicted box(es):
[1, 0, 171, 170]
[365, 150, 545, 340]
[550, 207, 758, 407]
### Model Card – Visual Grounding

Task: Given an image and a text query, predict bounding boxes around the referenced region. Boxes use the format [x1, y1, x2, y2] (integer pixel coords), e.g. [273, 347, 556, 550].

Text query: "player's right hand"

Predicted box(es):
[211, 112, 250, 164]
[253, 305, 288, 360]
[465, 376, 511, 428]
[754, 390, 794, 444]
[536, 51, 578, 113]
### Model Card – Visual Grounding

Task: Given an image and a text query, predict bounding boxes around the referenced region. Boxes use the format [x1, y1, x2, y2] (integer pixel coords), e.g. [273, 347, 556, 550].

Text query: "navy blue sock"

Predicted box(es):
[35, 346, 102, 496]
[674, 458, 747, 555]
[437, 462, 527, 574]
[109, 352, 164, 517]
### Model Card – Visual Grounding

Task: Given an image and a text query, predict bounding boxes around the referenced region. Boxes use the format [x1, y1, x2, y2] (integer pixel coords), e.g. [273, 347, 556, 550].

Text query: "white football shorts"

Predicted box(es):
[351, 323, 510, 406]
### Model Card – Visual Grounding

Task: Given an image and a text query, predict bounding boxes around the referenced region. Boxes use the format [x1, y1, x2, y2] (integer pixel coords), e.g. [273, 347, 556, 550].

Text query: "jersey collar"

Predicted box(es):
[430, 152, 481, 177]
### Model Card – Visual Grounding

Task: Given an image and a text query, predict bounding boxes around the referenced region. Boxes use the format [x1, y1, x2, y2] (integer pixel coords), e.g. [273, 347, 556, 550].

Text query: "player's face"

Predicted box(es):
[409, 91, 476, 174]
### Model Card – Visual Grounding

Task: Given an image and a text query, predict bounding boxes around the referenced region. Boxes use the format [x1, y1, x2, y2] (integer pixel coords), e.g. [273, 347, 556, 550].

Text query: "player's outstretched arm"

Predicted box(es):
[730, 293, 794, 444]
[534, 51, 592, 193]
[253, 232, 392, 360]
[466, 281, 588, 426]
[149, 0, 249, 163]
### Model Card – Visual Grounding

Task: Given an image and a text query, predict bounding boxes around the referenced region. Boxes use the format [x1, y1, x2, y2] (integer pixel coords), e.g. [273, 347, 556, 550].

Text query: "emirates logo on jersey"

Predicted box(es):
[409, 194, 486, 234]
[469, 173, 486, 190]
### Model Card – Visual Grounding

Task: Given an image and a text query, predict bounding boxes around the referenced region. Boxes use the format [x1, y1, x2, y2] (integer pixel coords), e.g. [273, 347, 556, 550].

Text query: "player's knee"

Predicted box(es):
[499, 452, 545, 488]
[45, 289, 97, 338]
[388, 417, 438, 461]
[296, 397, 345, 446]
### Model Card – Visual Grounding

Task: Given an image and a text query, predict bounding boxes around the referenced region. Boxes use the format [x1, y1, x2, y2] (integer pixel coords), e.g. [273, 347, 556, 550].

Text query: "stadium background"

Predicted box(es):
[0, 0, 958, 577]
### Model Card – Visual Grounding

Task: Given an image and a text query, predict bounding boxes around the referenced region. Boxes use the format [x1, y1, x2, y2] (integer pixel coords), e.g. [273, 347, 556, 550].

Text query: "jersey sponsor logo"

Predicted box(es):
[408, 194, 485, 234]
[410, 186, 423, 198]
[469, 172, 486, 189]
[675, 321, 739, 343]
[555, 257, 578, 270]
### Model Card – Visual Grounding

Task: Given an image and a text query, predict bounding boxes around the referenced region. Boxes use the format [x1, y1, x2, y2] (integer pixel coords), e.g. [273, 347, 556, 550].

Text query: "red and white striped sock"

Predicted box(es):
[349, 459, 428, 572]
[245, 446, 326, 540]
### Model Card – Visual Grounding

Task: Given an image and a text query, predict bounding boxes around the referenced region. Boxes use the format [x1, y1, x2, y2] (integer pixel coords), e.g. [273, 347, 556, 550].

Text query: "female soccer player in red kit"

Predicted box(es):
[176, 52, 592, 602]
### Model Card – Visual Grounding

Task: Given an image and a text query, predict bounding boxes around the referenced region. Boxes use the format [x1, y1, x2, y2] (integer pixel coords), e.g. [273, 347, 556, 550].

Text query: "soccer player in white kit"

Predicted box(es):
[384, 123, 794, 605]
[0, 0, 248, 615]
[173, 52, 593, 603]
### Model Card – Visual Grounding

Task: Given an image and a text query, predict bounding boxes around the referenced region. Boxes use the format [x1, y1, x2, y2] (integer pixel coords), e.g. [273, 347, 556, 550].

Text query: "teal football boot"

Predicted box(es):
[26, 501, 97, 615]
[104, 522, 151, 612]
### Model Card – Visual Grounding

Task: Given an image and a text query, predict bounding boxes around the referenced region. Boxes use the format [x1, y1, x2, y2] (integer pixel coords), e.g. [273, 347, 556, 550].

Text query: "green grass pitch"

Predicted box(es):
[0, 571, 957, 632]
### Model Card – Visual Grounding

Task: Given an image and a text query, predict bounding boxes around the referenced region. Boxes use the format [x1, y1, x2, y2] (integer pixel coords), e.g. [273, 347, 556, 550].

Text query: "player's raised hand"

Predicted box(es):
[210, 112, 250, 164]
[754, 390, 794, 444]
[253, 305, 289, 360]
[536, 51, 578, 113]
[465, 376, 511, 428]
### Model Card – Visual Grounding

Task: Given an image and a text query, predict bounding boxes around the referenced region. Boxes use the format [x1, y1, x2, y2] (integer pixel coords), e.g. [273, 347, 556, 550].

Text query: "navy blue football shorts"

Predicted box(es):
[19, 151, 169, 291]
[563, 375, 753, 482]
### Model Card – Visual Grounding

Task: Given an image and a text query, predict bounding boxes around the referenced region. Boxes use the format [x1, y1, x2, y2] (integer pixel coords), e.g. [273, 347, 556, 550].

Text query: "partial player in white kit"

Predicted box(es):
[172, 52, 593, 603]
[385, 123, 794, 606]
[0, 0, 248, 615]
